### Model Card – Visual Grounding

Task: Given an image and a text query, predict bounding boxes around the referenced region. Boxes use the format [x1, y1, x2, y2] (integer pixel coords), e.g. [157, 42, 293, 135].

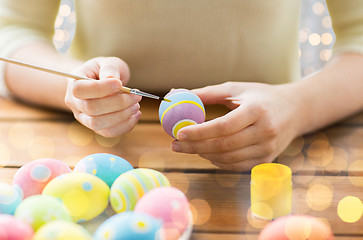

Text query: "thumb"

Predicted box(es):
[97, 58, 130, 85]
[191, 82, 238, 105]
[99, 64, 120, 80]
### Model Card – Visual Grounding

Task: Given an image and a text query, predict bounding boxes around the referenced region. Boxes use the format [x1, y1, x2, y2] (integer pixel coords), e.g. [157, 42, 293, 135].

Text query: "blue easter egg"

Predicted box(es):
[94, 212, 162, 240]
[0, 183, 23, 215]
[73, 153, 134, 187]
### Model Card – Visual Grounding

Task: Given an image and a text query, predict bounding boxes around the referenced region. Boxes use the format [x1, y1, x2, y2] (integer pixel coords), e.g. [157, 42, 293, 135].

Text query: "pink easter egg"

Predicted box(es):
[13, 158, 71, 198]
[258, 215, 334, 240]
[0, 214, 33, 240]
[134, 186, 192, 240]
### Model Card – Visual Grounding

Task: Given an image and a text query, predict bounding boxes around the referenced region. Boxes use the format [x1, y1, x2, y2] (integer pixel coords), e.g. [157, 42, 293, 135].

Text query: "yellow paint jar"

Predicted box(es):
[250, 163, 292, 220]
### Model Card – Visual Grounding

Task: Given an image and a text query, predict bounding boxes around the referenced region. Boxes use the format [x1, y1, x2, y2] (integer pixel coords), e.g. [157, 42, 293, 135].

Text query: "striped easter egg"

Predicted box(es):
[110, 168, 170, 213]
[159, 89, 205, 139]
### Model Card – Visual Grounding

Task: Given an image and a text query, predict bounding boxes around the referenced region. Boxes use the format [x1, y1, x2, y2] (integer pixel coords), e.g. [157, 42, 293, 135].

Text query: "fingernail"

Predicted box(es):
[131, 104, 140, 114]
[112, 80, 122, 90]
[172, 142, 181, 152]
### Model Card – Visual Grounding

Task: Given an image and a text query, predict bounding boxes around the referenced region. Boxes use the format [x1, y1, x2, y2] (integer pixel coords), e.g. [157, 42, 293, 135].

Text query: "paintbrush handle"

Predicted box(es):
[0, 56, 168, 101]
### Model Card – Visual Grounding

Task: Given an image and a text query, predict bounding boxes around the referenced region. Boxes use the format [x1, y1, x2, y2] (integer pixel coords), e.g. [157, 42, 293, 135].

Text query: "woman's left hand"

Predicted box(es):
[171, 81, 304, 171]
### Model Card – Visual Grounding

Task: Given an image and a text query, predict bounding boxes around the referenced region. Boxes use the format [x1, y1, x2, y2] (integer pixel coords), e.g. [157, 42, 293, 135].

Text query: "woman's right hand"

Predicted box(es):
[65, 57, 142, 137]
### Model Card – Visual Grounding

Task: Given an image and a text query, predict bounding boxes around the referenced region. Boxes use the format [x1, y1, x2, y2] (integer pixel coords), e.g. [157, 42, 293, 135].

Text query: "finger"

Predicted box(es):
[96, 111, 142, 138]
[197, 144, 271, 164]
[96, 57, 130, 84]
[72, 78, 123, 99]
[73, 57, 130, 83]
[74, 92, 141, 116]
[191, 82, 245, 105]
[210, 158, 269, 172]
[177, 105, 258, 141]
[77, 103, 140, 131]
[172, 125, 262, 154]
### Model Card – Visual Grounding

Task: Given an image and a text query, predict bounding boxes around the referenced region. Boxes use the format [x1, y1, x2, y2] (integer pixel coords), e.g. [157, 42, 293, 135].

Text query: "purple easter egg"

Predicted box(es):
[159, 89, 205, 139]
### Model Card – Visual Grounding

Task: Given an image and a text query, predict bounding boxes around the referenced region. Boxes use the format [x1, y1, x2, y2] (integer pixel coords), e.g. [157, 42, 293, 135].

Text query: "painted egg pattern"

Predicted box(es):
[14, 195, 72, 231]
[94, 212, 162, 240]
[135, 187, 191, 240]
[42, 172, 110, 223]
[74, 153, 134, 187]
[0, 214, 34, 240]
[33, 220, 92, 240]
[159, 89, 205, 139]
[110, 168, 170, 213]
[0, 182, 23, 215]
[12, 158, 71, 198]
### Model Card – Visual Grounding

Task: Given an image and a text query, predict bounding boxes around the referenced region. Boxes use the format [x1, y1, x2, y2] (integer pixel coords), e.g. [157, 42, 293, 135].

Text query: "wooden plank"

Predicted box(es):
[191, 233, 363, 240]
[1, 168, 363, 236]
[0, 121, 217, 170]
[1, 120, 363, 173]
[0, 98, 71, 120]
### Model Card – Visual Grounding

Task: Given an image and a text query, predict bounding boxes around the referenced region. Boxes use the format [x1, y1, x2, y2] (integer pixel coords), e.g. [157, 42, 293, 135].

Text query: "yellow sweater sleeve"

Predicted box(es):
[0, 0, 60, 96]
[327, 0, 363, 55]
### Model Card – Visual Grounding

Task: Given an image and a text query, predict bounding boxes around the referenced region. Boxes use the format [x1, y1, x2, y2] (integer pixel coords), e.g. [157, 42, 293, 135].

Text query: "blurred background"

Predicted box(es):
[53, 0, 335, 78]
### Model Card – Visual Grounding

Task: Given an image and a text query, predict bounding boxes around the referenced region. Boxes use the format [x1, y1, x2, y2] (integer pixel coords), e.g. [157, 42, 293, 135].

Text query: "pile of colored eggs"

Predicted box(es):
[0, 153, 193, 240]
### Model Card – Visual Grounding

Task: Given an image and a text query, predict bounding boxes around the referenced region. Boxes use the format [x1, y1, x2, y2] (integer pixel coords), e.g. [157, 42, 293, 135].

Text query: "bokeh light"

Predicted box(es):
[312, 2, 325, 15]
[189, 199, 211, 226]
[321, 33, 333, 45]
[324, 146, 348, 172]
[348, 160, 363, 186]
[28, 136, 55, 159]
[320, 49, 332, 61]
[321, 16, 332, 28]
[246, 207, 270, 229]
[68, 121, 94, 146]
[309, 33, 321, 46]
[277, 152, 304, 173]
[9, 123, 35, 149]
[214, 173, 241, 188]
[306, 179, 333, 211]
[0, 143, 10, 167]
[282, 137, 305, 156]
[285, 216, 312, 239]
[59, 4, 71, 17]
[95, 134, 120, 148]
[337, 196, 363, 223]
[284, 216, 332, 240]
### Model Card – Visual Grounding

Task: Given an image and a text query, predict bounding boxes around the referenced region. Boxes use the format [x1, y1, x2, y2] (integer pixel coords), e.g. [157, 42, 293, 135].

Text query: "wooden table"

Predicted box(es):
[1, 96, 363, 239]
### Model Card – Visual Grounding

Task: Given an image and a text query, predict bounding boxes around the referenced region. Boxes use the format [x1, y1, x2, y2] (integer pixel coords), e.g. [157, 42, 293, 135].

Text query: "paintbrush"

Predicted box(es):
[0, 56, 170, 102]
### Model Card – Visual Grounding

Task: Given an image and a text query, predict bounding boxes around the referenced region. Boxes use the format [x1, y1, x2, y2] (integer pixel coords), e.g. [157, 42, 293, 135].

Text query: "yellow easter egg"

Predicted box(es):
[33, 220, 92, 240]
[42, 173, 110, 223]
[110, 168, 170, 213]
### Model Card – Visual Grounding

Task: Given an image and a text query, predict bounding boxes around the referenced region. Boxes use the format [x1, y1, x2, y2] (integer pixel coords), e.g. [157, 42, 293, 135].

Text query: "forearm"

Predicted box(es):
[5, 42, 84, 111]
[291, 52, 363, 135]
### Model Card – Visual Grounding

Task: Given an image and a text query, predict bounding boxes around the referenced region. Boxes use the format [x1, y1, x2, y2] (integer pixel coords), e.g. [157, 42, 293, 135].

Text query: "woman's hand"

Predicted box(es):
[65, 57, 142, 137]
[171, 82, 304, 171]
